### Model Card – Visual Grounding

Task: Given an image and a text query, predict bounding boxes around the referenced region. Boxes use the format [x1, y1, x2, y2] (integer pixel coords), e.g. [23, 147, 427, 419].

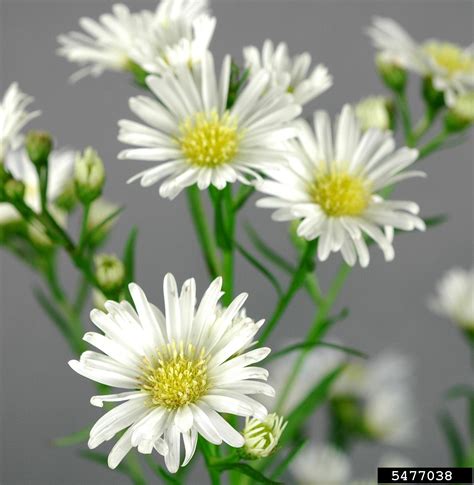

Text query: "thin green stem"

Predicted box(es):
[395, 92, 415, 146]
[39, 165, 48, 211]
[201, 442, 221, 485]
[418, 129, 451, 159]
[186, 186, 220, 279]
[78, 202, 91, 254]
[221, 185, 235, 306]
[259, 240, 318, 344]
[412, 106, 439, 144]
[276, 263, 351, 411]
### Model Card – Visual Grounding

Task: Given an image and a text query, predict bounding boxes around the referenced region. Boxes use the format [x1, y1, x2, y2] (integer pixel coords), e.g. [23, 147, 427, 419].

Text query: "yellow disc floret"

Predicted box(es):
[140, 342, 209, 409]
[179, 110, 240, 167]
[310, 169, 371, 217]
[424, 42, 474, 77]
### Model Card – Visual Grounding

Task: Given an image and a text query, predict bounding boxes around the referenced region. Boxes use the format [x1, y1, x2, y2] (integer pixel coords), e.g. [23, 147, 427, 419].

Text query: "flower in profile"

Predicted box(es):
[355, 96, 393, 131]
[69, 274, 274, 472]
[291, 443, 351, 485]
[256, 105, 425, 267]
[0, 83, 40, 161]
[119, 51, 301, 199]
[367, 17, 474, 105]
[131, 2, 215, 76]
[429, 267, 474, 332]
[0, 148, 75, 224]
[243, 40, 332, 106]
[242, 413, 286, 459]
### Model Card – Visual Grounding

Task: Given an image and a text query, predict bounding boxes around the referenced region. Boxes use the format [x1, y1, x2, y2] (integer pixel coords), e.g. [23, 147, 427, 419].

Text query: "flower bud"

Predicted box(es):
[355, 96, 394, 131]
[444, 92, 474, 133]
[87, 198, 120, 246]
[375, 55, 407, 93]
[25, 131, 53, 168]
[95, 253, 125, 294]
[55, 181, 78, 212]
[74, 147, 106, 204]
[28, 222, 53, 249]
[241, 413, 287, 459]
[422, 77, 445, 111]
[4, 179, 25, 201]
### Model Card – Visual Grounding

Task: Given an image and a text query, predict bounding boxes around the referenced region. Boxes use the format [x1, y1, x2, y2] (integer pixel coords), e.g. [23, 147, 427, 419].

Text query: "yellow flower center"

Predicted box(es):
[139, 342, 209, 409]
[310, 169, 371, 217]
[424, 42, 474, 77]
[178, 110, 240, 167]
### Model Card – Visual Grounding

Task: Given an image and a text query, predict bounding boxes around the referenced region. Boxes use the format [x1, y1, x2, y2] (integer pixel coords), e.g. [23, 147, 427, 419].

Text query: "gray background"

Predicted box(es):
[1, 0, 473, 483]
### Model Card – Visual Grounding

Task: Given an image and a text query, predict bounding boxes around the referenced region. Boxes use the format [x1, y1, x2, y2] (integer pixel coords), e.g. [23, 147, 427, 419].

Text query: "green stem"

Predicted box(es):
[395, 92, 415, 146]
[259, 240, 318, 344]
[221, 185, 235, 306]
[39, 165, 48, 211]
[78, 202, 91, 254]
[412, 106, 439, 144]
[276, 263, 351, 411]
[418, 129, 451, 159]
[186, 186, 220, 279]
[201, 442, 221, 485]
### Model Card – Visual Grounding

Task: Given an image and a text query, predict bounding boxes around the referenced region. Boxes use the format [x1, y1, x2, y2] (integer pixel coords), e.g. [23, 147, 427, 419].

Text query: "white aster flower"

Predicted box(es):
[291, 443, 351, 485]
[355, 96, 392, 131]
[57, 4, 156, 81]
[0, 148, 75, 224]
[118, 52, 301, 199]
[0, 83, 40, 160]
[69, 274, 274, 473]
[429, 267, 474, 331]
[242, 413, 287, 459]
[131, 2, 215, 76]
[243, 40, 332, 106]
[256, 104, 425, 267]
[367, 17, 474, 105]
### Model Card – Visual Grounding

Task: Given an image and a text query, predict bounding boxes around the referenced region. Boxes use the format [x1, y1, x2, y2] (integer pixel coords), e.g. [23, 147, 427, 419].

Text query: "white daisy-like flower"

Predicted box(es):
[0, 148, 75, 224]
[69, 274, 274, 473]
[118, 51, 301, 199]
[256, 104, 426, 267]
[429, 267, 474, 331]
[291, 443, 351, 485]
[131, 1, 215, 76]
[57, 4, 156, 81]
[0, 83, 40, 161]
[367, 17, 474, 105]
[243, 40, 332, 106]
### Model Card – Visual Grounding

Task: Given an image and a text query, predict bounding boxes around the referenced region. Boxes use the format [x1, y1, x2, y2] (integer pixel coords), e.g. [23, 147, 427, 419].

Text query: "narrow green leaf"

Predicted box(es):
[245, 223, 294, 273]
[438, 410, 465, 466]
[33, 287, 70, 339]
[270, 439, 307, 479]
[268, 339, 367, 362]
[235, 241, 283, 296]
[123, 226, 138, 285]
[212, 462, 281, 484]
[282, 365, 346, 447]
[53, 426, 90, 447]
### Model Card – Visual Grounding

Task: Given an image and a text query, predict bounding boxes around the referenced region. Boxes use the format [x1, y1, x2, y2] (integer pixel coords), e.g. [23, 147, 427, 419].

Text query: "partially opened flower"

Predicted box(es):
[242, 413, 287, 459]
[243, 40, 332, 106]
[256, 105, 425, 267]
[69, 274, 274, 472]
[118, 51, 301, 198]
[429, 267, 474, 332]
[291, 443, 351, 485]
[57, 1, 212, 82]
[0, 83, 40, 160]
[367, 17, 474, 105]
[0, 148, 75, 224]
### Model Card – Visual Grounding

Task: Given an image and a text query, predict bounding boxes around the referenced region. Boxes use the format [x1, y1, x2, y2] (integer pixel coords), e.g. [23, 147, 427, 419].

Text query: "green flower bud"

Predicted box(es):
[4, 179, 25, 201]
[422, 77, 445, 111]
[375, 55, 407, 93]
[241, 414, 287, 460]
[355, 96, 394, 131]
[74, 147, 106, 204]
[444, 92, 474, 133]
[87, 198, 120, 246]
[95, 253, 125, 294]
[25, 131, 53, 168]
[27, 222, 53, 249]
[54, 181, 78, 212]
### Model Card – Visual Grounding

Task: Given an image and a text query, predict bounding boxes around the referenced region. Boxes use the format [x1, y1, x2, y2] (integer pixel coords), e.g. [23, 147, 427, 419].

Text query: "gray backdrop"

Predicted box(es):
[1, 0, 473, 483]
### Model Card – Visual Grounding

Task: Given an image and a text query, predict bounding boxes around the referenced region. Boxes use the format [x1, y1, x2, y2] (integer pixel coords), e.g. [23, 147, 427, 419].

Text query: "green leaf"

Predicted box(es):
[282, 365, 346, 447]
[268, 339, 367, 362]
[235, 241, 283, 296]
[84, 205, 124, 246]
[212, 462, 281, 484]
[270, 439, 307, 479]
[438, 410, 465, 466]
[33, 287, 71, 340]
[123, 227, 138, 285]
[53, 425, 90, 447]
[245, 222, 294, 273]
